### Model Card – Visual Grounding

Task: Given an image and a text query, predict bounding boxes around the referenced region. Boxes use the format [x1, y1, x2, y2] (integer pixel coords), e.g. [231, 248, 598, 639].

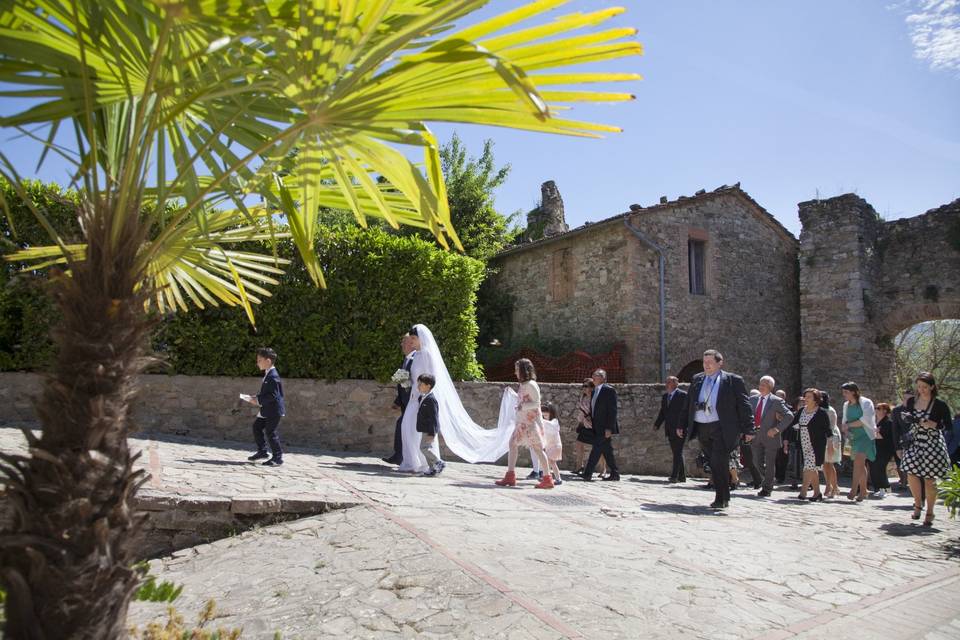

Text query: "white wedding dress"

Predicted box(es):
[398, 324, 517, 471]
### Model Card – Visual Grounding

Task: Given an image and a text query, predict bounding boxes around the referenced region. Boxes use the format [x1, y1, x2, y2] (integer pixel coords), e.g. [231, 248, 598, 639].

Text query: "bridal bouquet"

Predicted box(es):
[391, 368, 411, 388]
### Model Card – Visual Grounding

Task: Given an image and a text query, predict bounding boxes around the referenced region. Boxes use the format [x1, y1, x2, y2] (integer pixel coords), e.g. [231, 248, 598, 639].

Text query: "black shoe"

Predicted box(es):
[729, 483, 739, 491]
[575, 467, 585, 475]
[808, 493, 823, 502]
[709, 500, 729, 509]
[676, 477, 686, 483]
[667, 477, 677, 483]
[752, 482, 762, 490]
[525, 470, 542, 480]
[421, 469, 437, 477]
[382, 455, 401, 464]
[262, 458, 283, 467]
[248, 451, 269, 461]
[602, 473, 620, 482]
[758, 489, 771, 497]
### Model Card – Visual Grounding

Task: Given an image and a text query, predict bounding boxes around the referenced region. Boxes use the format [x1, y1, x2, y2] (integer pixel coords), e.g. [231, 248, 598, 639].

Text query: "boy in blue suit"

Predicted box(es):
[416, 374, 445, 477]
[244, 347, 286, 467]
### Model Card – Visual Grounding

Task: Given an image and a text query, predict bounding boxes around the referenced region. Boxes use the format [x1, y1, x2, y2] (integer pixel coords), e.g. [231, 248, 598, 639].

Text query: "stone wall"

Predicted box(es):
[624, 190, 800, 393]
[0, 373, 697, 477]
[799, 195, 960, 402]
[493, 221, 640, 375]
[876, 199, 960, 337]
[493, 187, 801, 393]
[799, 195, 887, 399]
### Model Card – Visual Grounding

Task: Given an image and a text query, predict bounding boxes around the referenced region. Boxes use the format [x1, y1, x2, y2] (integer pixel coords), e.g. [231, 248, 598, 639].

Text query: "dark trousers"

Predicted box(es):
[667, 434, 686, 481]
[584, 434, 618, 478]
[253, 416, 283, 460]
[698, 422, 730, 504]
[391, 414, 404, 462]
[871, 441, 895, 490]
[775, 446, 788, 483]
[741, 442, 762, 487]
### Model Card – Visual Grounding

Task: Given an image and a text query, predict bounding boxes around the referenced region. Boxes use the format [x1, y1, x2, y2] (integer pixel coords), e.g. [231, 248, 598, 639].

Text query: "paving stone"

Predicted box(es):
[2, 427, 958, 640]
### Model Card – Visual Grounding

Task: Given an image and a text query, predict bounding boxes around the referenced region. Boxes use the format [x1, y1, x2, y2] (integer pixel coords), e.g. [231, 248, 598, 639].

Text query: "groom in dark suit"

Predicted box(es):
[685, 349, 754, 509]
[654, 376, 689, 482]
[580, 369, 620, 481]
[383, 333, 415, 464]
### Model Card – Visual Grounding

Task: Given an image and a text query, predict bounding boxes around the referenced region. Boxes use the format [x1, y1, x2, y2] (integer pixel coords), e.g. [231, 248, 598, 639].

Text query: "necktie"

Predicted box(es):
[754, 396, 764, 427]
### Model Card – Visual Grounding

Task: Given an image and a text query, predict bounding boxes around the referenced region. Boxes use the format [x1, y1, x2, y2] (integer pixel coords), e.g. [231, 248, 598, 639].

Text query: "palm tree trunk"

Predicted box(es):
[1, 199, 153, 639]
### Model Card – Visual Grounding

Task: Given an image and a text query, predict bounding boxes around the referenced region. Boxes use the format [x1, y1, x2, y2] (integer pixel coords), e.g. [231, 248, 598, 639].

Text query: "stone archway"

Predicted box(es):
[675, 359, 703, 383]
[799, 196, 960, 401]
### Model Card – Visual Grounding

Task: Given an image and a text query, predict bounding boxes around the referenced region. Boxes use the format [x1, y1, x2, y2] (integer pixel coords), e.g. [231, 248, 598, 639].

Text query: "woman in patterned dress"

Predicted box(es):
[841, 382, 877, 502]
[788, 388, 831, 501]
[900, 372, 953, 527]
[494, 359, 555, 489]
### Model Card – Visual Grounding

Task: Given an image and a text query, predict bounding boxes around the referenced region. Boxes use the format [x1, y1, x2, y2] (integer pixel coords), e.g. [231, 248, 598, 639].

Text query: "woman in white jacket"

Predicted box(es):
[840, 381, 877, 502]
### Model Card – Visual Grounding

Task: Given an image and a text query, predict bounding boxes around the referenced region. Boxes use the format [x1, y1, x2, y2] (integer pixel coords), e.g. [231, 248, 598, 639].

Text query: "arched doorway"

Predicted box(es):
[676, 359, 703, 383]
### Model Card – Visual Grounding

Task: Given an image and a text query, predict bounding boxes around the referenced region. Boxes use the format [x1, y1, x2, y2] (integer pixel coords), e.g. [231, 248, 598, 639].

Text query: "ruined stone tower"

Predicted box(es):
[524, 180, 569, 241]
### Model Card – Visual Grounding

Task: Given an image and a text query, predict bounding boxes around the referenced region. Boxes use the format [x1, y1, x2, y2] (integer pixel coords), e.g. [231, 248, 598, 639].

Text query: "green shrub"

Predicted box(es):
[939, 464, 960, 519]
[153, 228, 484, 381]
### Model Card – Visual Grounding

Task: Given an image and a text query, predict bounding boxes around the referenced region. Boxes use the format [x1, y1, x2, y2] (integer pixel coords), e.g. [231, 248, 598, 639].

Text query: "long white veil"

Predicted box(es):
[414, 324, 516, 463]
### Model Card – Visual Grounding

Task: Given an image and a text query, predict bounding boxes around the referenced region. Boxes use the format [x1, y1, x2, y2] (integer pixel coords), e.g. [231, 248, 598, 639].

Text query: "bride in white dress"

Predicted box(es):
[398, 324, 516, 472]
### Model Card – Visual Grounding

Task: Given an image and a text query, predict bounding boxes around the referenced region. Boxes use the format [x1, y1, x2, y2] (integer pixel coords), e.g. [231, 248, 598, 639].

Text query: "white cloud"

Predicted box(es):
[904, 0, 960, 72]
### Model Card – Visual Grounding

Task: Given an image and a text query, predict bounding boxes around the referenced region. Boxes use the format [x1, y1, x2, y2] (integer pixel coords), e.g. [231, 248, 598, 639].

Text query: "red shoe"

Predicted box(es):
[494, 470, 517, 487]
[535, 474, 555, 489]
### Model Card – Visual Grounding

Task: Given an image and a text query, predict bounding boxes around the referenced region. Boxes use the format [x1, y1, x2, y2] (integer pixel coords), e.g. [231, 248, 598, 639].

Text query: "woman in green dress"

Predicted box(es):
[841, 381, 877, 502]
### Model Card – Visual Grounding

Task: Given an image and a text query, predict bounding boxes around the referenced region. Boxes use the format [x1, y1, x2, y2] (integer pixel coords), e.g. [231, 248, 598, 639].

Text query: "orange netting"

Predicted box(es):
[484, 344, 626, 383]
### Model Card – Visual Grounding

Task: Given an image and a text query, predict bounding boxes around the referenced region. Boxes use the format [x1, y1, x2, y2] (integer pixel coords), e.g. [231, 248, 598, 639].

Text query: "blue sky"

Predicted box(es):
[430, 0, 960, 235]
[1, 1, 957, 236]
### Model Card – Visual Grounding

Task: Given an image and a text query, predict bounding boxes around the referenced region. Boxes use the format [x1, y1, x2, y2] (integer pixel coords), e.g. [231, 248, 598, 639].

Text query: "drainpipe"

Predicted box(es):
[623, 217, 667, 382]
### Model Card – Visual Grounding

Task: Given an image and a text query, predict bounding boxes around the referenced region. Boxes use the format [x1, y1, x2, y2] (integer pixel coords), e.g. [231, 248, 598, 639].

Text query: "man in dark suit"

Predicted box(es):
[685, 350, 754, 509]
[580, 369, 620, 481]
[382, 333, 415, 464]
[654, 376, 689, 483]
[245, 347, 286, 467]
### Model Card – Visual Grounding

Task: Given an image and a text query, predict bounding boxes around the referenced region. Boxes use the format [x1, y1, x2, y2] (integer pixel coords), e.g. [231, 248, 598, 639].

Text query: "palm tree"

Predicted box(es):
[0, 0, 640, 636]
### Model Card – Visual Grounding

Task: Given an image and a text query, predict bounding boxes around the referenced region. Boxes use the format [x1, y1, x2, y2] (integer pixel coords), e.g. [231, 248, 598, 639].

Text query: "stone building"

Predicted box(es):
[491, 183, 802, 392]
[492, 181, 960, 400]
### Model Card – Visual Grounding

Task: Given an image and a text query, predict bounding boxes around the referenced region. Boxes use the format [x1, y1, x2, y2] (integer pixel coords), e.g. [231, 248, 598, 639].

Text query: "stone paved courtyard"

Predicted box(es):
[2, 427, 959, 639]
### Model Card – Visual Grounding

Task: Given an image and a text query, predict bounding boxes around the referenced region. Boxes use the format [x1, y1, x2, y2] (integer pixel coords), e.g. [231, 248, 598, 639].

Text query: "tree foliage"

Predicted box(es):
[895, 319, 960, 410]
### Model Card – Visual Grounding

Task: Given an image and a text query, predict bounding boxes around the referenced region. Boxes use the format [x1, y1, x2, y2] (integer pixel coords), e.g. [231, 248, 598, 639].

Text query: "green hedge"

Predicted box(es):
[153, 228, 485, 380]
[0, 181, 485, 381]
[0, 180, 82, 371]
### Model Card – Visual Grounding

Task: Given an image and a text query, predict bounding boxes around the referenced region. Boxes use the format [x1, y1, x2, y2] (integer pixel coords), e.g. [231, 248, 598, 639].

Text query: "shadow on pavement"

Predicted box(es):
[879, 522, 939, 537]
[331, 461, 410, 476]
[639, 502, 728, 516]
[874, 503, 915, 511]
[448, 481, 503, 490]
[179, 457, 251, 466]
